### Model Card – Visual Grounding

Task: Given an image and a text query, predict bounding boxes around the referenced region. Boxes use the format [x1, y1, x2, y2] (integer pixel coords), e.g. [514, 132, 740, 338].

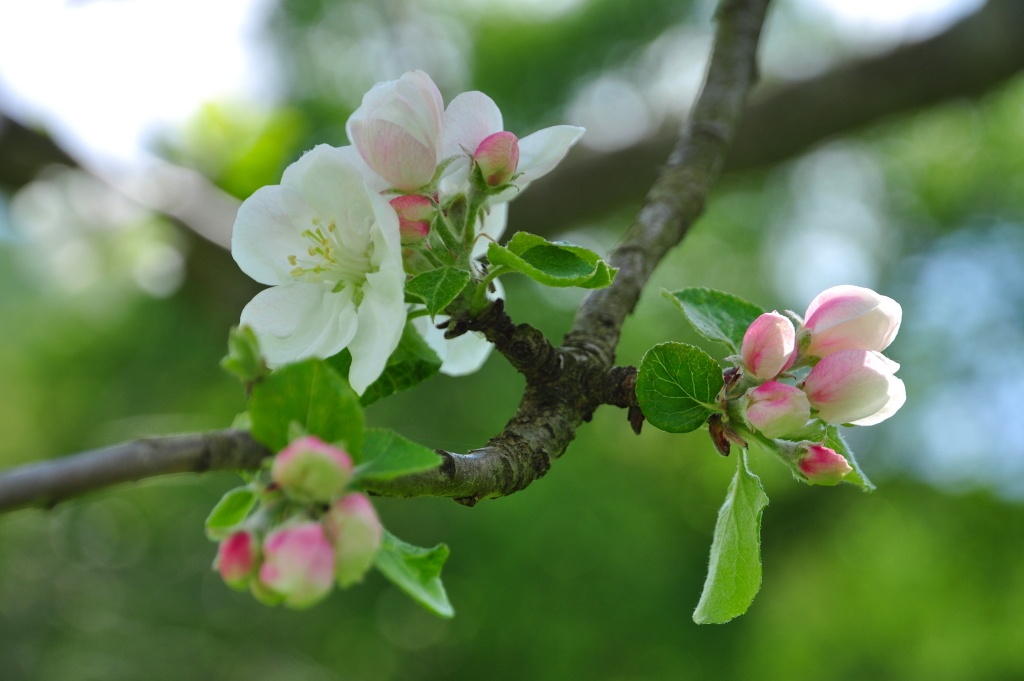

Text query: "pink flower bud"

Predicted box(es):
[474, 131, 520, 187]
[390, 195, 433, 244]
[802, 349, 906, 426]
[795, 444, 852, 485]
[215, 530, 259, 590]
[271, 436, 353, 502]
[803, 285, 902, 358]
[324, 493, 383, 587]
[745, 381, 811, 439]
[258, 522, 336, 608]
[740, 311, 796, 380]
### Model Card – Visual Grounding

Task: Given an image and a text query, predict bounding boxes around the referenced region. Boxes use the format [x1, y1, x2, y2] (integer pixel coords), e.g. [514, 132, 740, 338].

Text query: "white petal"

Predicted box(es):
[241, 282, 358, 367]
[472, 202, 508, 261]
[231, 185, 306, 286]
[296, 146, 378, 233]
[346, 265, 407, 394]
[413, 279, 504, 377]
[513, 125, 585, 187]
[336, 145, 391, 194]
[442, 91, 503, 159]
[851, 374, 907, 426]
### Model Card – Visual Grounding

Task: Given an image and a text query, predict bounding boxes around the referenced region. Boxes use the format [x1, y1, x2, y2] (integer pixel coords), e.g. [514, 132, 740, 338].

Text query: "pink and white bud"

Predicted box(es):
[795, 444, 852, 485]
[346, 70, 445, 191]
[390, 195, 434, 244]
[258, 522, 336, 608]
[803, 349, 906, 426]
[215, 530, 259, 591]
[803, 285, 902, 358]
[741, 311, 796, 380]
[271, 436, 353, 503]
[474, 131, 520, 187]
[745, 381, 811, 439]
[324, 493, 383, 587]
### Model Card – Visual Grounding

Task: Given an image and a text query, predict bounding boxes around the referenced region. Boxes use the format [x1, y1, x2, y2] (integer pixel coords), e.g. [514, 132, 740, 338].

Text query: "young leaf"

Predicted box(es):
[406, 267, 472, 317]
[221, 325, 267, 384]
[205, 486, 257, 540]
[487, 232, 616, 289]
[374, 530, 454, 618]
[693, 450, 768, 624]
[354, 428, 443, 482]
[328, 322, 443, 407]
[636, 342, 724, 433]
[663, 288, 765, 353]
[825, 425, 876, 491]
[249, 359, 364, 459]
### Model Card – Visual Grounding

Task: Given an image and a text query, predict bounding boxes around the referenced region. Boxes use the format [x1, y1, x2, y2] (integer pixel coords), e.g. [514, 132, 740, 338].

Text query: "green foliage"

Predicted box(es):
[663, 287, 765, 353]
[220, 325, 267, 385]
[825, 425, 876, 491]
[693, 451, 768, 624]
[373, 530, 454, 619]
[327, 322, 442, 407]
[488, 232, 615, 288]
[405, 267, 472, 317]
[353, 428, 443, 483]
[204, 486, 257, 540]
[248, 359, 364, 458]
[636, 342, 724, 433]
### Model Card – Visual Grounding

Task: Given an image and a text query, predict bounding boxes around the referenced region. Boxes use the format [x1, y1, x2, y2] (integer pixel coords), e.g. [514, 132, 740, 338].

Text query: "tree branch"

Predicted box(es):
[0, 0, 770, 512]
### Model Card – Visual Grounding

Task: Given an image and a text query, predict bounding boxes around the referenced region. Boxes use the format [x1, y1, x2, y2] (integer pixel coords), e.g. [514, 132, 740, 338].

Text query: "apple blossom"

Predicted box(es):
[258, 522, 336, 608]
[324, 493, 384, 587]
[744, 381, 810, 438]
[474, 131, 520, 186]
[740, 311, 796, 380]
[390, 195, 434, 244]
[802, 349, 906, 426]
[802, 285, 902, 358]
[271, 436, 353, 502]
[795, 444, 852, 485]
[215, 530, 259, 590]
[231, 144, 406, 395]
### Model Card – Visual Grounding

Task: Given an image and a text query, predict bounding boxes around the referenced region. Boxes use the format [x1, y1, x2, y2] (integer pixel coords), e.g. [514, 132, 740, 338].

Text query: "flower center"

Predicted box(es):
[288, 217, 375, 290]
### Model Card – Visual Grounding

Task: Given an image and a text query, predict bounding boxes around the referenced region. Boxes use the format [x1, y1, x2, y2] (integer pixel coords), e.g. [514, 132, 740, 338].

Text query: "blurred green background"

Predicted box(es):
[3, 0, 1024, 679]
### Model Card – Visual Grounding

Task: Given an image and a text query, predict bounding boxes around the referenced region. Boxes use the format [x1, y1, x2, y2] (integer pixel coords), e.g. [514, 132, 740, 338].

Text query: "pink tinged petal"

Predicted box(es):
[474, 132, 520, 186]
[740, 312, 796, 380]
[216, 531, 258, 590]
[346, 265, 407, 395]
[442, 90, 504, 159]
[240, 281, 358, 368]
[272, 436, 354, 502]
[803, 349, 902, 425]
[324, 493, 383, 587]
[745, 381, 811, 439]
[258, 523, 336, 608]
[804, 285, 903, 356]
[797, 444, 852, 485]
[348, 119, 438, 191]
[231, 185, 308, 286]
[336, 145, 391, 193]
[390, 195, 434, 244]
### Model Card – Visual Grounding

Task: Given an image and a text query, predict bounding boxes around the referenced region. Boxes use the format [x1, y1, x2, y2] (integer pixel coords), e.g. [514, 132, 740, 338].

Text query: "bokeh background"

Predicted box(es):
[2, 0, 1024, 679]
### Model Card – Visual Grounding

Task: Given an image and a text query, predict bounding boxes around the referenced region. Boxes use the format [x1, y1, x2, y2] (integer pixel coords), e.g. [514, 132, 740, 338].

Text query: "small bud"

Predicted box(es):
[390, 195, 434, 244]
[803, 285, 902, 358]
[215, 530, 259, 591]
[258, 522, 336, 608]
[271, 436, 353, 502]
[802, 349, 906, 426]
[744, 381, 811, 439]
[324, 493, 383, 587]
[740, 312, 796, 380]
[474, 131, 520, 187]
[795, 443, 852, 485]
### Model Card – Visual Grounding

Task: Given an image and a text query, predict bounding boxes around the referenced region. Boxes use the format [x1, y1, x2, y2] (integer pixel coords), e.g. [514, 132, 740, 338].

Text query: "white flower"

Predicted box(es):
[231, 145, 406, 395]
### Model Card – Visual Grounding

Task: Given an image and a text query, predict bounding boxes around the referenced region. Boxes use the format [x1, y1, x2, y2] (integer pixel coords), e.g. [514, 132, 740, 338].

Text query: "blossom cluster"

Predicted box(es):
[213, 436, 383, 608]
[737, 285, 905, 484]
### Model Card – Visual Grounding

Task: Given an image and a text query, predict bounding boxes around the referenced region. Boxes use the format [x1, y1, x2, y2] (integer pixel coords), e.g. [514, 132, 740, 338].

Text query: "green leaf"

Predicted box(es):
[205, 486, 257, 540]
[354, 428, 443, 482]
[693, 450, 769, 624]
[220, 325, 267, 384]
[249, 359, 364, 458]
[636, 342, 724, 433]
[825, 425, 876, 491]
[663, 288, 765, 353]
[405, 266, 472, 317]
[328, 322, 442, 407]
[487, 232, 616, 289]
[373, 530, 454, 618]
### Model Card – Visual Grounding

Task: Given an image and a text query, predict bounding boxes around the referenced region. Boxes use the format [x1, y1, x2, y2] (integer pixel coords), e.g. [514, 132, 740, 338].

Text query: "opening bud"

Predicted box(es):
[740, 312, 796, 380]
[803, 285, 902, 358]
[802, 349, 906, 426]
[258, 522, 336, 608]
[474, 131, 520, 187]
[271, 436, 353, 502]
[795, 443, 852, 485]
[215, 530, 259, 591]
[744, 381, 811, 439]
[324, 493, 384, 587]
[390, 195, 434, 245]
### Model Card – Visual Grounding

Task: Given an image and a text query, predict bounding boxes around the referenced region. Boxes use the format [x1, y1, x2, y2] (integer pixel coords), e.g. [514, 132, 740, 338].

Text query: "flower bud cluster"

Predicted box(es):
[212, 436, 383, 608]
